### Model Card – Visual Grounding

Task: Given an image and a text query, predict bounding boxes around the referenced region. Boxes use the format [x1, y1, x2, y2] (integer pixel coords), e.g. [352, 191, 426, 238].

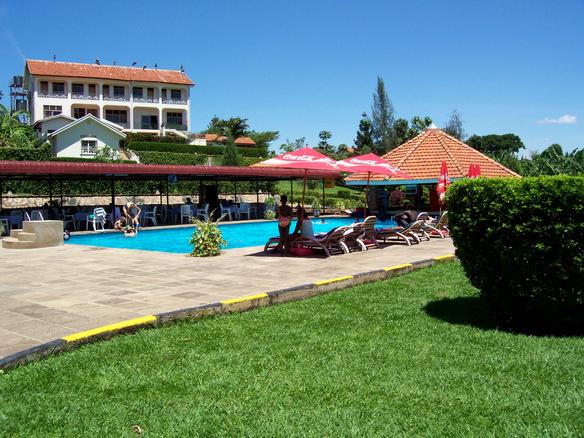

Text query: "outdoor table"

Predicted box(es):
[74, 212, 89, 230]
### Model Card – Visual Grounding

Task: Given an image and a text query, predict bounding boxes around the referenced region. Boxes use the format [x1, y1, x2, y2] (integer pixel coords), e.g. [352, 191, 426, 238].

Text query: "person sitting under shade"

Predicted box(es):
[291, 205, 314, 239]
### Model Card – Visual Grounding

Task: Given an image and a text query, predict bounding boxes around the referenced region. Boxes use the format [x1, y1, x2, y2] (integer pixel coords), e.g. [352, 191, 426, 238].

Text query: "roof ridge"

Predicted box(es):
[440, 130, 521, 177]
[27, 59, 183, 74]
[433, 130, 465, 175]
[394, 129, 431, 167]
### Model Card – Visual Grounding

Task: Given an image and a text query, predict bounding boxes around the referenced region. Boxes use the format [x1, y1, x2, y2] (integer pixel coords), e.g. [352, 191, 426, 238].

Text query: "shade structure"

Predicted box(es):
[336, 153, 411, 219]
[436, 161, 451, 203]
[253, 147, 338, 207]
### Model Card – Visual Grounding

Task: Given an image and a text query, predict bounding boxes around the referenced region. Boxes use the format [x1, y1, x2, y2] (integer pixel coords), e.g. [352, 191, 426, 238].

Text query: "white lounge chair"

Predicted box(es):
[239, 202, 252, 220]
[30, 210, 45, 221]
[87, 207, 107, 231]
[220, 204, 232, 221]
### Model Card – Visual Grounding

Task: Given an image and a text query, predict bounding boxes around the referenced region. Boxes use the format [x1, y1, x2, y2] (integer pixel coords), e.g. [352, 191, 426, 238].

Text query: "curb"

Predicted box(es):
[0, 253, 456, 371]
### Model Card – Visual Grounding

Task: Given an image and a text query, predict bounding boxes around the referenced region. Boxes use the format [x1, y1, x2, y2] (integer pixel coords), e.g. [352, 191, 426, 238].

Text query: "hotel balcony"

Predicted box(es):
[71, 94, 100, 101]
[103, 95, 130, 102]
[162, 99, 187, 105]
[38, 93, 67, 99]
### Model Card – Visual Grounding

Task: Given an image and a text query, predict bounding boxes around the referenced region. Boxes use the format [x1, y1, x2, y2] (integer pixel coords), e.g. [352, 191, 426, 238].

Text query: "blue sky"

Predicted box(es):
[1, 0, 583, 153]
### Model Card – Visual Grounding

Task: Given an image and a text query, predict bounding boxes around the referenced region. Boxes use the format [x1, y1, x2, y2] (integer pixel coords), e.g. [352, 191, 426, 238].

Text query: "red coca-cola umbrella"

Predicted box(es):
[436, 161, 451, 205]
[475, 164, 482, 177]
[336, 153, 411, 220]
[253, 147, 338, 207]
[468, 163, 477, 178]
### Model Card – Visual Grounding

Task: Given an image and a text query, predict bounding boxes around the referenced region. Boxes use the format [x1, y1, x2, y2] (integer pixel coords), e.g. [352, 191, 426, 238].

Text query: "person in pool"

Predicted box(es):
[123, 201, 142, 229]
[275, 194, 293, 252]
[114, 217, 138, 237]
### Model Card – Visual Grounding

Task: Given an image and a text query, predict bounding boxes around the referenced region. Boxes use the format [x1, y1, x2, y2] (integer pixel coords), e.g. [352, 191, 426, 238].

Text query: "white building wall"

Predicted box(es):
[29, 75, 191, 132]
[38, 118, 72, 136]
[52, 121, 124, 158]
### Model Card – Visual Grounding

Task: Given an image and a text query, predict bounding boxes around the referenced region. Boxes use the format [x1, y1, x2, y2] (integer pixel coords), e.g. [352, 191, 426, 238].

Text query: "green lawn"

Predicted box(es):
[275, 180, 362, 198]
[1, 262, 583, 437]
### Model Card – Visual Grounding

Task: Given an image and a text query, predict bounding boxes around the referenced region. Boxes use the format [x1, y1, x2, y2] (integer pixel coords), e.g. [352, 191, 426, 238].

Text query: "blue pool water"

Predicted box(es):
[67, 217, 397, 254]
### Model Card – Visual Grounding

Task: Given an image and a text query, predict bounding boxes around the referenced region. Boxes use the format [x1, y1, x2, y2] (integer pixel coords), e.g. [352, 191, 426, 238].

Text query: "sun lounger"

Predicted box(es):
[425, 211, 449, 238]
[288, 226, 349, 257]
[359, 216, 380, 250]
[375, 219, 429, 245]
[341, 222, 366, 252]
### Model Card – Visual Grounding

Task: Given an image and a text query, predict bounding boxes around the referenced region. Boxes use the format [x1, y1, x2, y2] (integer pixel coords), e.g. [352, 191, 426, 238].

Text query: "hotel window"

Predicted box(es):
[72, 83, 84, 95]
[132, 87, 143, 99]
[43, 105, 62, 117]
[170, 89, 181, 100]
[147, 87, 154, 99]
[105, 109, 127, 124]
[167, 112, 183, 126]
[113, 86, 125, 98]
[88, 84, 97, 97]
[102, 84, 110, 97]
[161, 89, 167, 100]
[81, 139, 97, 156]
[52, 82, 65, 95]
[40, 81, 48, 94]
[73, 108, 97, 118]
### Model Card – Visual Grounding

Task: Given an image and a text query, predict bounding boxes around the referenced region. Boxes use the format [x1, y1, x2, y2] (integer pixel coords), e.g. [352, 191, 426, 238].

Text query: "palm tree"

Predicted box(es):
[0, 104, 36, 148]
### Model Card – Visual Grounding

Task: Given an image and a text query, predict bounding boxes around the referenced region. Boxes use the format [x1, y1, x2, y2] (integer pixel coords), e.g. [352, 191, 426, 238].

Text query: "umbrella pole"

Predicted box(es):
[301, 169, 308, 209]
[364, 172, 371, 221]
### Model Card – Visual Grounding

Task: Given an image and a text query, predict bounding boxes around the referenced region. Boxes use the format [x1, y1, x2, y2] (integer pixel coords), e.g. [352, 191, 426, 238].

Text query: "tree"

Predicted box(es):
[0, 104, 36, 148]
[371, 77, 395, 154]
[354, 112, 374, 154]
[221, 137, 241, 166]
[279, 137, 306, 153]
[443, 109, 465, 140]
[315, 130, 335, 156]
[466, 134, 525, 159]
[207, 116, 249, 138]
[247, 130, 279, 152]
[392, 116, 433, 146]
[335, 144, 351, 160]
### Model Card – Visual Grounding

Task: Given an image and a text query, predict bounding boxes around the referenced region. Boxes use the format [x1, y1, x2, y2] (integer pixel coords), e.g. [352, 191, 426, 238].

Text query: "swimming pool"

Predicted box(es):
[67, 217, 397, 254]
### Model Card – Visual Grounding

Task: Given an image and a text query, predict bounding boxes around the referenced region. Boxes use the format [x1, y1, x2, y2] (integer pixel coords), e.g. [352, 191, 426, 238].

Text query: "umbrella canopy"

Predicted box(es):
[475, 164, 481, 177]
[254, 147, 338, 171]
[337, 153, 411, 220]
[436, 161, 451, 203]
[468, 163, 477, 178]
[336, 153, 411, 178]
[253, 147, 338, 208]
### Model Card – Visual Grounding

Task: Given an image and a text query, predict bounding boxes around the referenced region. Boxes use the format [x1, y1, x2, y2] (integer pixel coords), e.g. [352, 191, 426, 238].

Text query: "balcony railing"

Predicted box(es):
[162, 99, 187, 105]
[133, 97, 159, 103]
[72, 94, 100, 101]
[104, 95, 129, 102]
[165, 123, 187, 131]
[38, 92, 67, 99]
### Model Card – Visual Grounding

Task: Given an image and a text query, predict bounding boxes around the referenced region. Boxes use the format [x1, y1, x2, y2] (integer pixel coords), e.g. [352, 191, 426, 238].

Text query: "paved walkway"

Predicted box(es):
[0, 239, 454, 358]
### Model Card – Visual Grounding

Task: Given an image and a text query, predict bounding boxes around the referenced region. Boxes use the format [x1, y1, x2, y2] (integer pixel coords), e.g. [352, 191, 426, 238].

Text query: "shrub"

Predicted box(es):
[0, 143, 52, 161]
[120, 133, 189, 147]
[126, 141, 267, 157]
[50, 157, 136, 164]
[447, 176, 584, 332]
[264, 196, 276, 220]
[134, 151, 208, 165]
[190, 215, 227, 257]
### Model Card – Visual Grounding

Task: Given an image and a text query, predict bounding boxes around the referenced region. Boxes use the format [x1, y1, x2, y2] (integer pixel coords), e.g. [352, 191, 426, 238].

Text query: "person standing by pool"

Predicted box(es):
[123, 201, 142, 230]
[276, 195, 293, 252]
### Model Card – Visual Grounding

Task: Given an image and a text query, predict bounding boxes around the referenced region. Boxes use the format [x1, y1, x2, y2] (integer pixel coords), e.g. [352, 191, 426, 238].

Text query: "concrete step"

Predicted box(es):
[16, 232, 37, 242]
[10, 229, 23, 238]
[2, 237, 45, 249]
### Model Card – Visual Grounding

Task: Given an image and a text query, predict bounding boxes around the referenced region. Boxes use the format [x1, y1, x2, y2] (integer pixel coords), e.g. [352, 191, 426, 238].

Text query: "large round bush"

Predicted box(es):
[447, 176, 584, 332]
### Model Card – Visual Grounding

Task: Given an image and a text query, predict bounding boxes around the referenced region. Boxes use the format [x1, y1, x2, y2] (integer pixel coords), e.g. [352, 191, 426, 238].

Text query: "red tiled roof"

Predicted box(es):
[346, 129, 520, 183]
[26, 60, 194, 85]
[234, 136, 256, 145]
[205, 133, 219, 142]
[0, 161, 339, 180]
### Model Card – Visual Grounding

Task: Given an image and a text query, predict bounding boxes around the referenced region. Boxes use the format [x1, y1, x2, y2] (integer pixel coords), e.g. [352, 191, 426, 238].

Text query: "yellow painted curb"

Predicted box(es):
[433, 254, 455, 261]
[314, 275, 354, 286]
[221, 293, 269, 305]
[63, 315, 157, 343]
[383, 263, 413, 271]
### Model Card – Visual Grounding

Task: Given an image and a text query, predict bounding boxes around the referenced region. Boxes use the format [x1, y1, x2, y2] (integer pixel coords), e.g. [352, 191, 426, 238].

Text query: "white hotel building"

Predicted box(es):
[25, 59, 193, 134]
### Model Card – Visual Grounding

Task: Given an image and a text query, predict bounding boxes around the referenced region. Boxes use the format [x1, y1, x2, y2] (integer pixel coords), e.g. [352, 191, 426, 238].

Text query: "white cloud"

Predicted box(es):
[537, 114, 578, 125]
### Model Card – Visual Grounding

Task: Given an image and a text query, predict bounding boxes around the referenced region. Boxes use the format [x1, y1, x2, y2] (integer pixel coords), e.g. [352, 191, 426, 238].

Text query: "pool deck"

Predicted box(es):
[0, 238, 455, 359]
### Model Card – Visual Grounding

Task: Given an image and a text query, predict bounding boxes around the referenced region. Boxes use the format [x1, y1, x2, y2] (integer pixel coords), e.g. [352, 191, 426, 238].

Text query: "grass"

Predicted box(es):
[275, 180, 362, 199]
[1, 262, 583, 437]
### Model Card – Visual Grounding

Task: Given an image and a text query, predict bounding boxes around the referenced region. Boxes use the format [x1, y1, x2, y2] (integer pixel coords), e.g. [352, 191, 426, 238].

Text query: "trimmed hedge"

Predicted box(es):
[135, 151, 209, 165]
[127, 141, 268, 158]
[50, 157, 136, 164]
[447, 176, 584, 333]
[0, 144, 52, 161]
[119, 133, 189, 147]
